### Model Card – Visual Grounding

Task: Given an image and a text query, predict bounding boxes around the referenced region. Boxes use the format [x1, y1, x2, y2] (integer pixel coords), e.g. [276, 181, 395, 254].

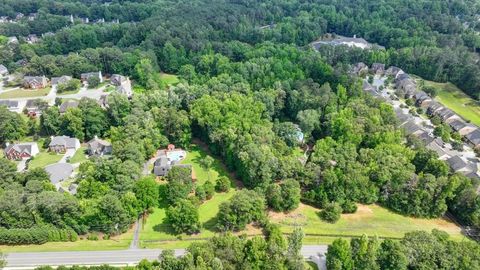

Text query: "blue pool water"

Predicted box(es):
[167, 150, 186, 162]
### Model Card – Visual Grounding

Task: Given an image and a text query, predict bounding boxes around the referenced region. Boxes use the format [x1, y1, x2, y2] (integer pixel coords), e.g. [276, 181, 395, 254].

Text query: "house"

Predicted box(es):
[0, 64, 9, 77]
[351, 62, 369, 75]
[110, 74, 128, 86]
[25, 99, 46, 116]
[371, 63, 385, 75]
[51, 75, 72, 86]
[0, 100, 19, 111]
[59, 100, 79, 113]
[68, 183, 78, 195]
[26, 34, 40, 44]
[153, 156, 193, 177]
[4, 142, 39, 160]
[449, 120, 477, 136]
[385, 66, 404, 78]
[80, 71, 103, 84]
[117, 77, 132, 97]
[15, 13, 24, 20]
[87, 136, 112, 156]
[7, 36, 18, 45]
[97, 94, 108, 109]
[413, 91, 432, 107]
[49, 136, 80, 153]
[426, 102, 444, 116]
[435, 108, 461, 124]
[27, 13, 38, 21]
[401, 120, 425, 136]
[446, 156, 477, 175]
[45, 163, 74, 186]
[465, 129, 480, 149]
[311, 35, 384, 50]
[23, 76, 48, 89]
[425, 137, 450, 160]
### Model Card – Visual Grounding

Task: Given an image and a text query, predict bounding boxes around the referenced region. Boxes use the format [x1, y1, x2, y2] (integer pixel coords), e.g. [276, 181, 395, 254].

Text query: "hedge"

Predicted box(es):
[0, 226, 78, 245]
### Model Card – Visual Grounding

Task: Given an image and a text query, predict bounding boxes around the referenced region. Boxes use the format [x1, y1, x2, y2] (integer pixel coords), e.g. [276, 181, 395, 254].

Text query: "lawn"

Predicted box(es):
[423, 80, 480, 126]
[0, 87, 51, 99]
[140, 143, 239, 248]
[28, 152, 63, 169]
[69, 146, 88, 164]
[271, 203, 465, 243]
[0, 228, 134, 252]
[160, 73, 180, 86]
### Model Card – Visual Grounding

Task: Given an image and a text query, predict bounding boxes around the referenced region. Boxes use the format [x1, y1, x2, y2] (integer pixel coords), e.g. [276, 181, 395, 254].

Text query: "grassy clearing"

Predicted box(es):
[423, 80, 480, 126]
[0, 228, 134, 252]
[271, 203, 465, 242]
[28, 152, 62, 169]
[160, 73, 179, 86]
[69, 146, 88, 164]
[0, 87, 51, 98]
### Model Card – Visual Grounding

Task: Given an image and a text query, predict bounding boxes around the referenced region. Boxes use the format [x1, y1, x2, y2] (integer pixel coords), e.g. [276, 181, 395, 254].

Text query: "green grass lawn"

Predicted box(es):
[271, 203, 465, 244]
[160, 73, 180, 86]
[69, 146, 88, 164]
[140, 143, 238, 248]
[28, 152, 63, 169]
[0, 87, 51, 98]
[423, 80, 480, 126]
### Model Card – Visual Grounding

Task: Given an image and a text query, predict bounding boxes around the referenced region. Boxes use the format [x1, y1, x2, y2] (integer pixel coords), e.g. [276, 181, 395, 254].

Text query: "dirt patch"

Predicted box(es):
[342, 204, 374, 220]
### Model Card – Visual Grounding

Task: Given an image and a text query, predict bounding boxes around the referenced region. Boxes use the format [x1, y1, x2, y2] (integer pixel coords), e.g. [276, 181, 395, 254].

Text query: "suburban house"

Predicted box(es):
[0, 100, 19, 111]
[45, 163, 74, 186]
[465, 129, 480, 149]
[97, 94, 108, 109]
[4, 142, 39, 160]
[23, 76, 48, 89]
[110, 74, 128, 86]
[153, 156, 193, 177]
[80, 71, 103, 84]
[401, 120, 425, 136]
[351, 62, 369, 75]
[25, 99, 45, 117]
[446, 156, 478, 175]
[385, 66, 404, 78]
[7, 36, 18, 44]
[449, 120, 477, 136]
[426, 102, 444, 116]
[51, 75, 72, 86]
[413, 91, 432, 108]
[49, 136, 80, 153]
[59, 100, 79, 113]
[87, 136, 112, 156]
[311, 35, 384, 50]
[435, 108, 461, 124]
[117, 78, 132, 97]
[395, 74, 417, 98]
[371, 63, 385, 75]
[0, 64, 8, 77]
[26, 34, 39, 44]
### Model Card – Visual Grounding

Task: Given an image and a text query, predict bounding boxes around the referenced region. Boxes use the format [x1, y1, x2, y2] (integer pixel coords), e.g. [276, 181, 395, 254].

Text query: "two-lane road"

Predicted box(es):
[5, 245, 327, 269]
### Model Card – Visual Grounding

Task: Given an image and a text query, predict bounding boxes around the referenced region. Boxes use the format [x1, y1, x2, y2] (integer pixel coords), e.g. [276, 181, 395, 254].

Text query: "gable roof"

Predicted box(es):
[5, 142, 37, 155]
[87, 136, 111, 149]
[51, 75, 72, 85]
[49, 136, 78, 148]
[466, 129, 480, 145]
[447, 156, 471, 172]
[59, 100, 79, 113]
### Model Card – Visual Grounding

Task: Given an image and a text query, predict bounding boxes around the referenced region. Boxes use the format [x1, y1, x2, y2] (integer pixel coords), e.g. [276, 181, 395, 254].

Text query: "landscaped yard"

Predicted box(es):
[271, 203, 465, 244]
[0, 87, 51, 99]
[28, 152, 63, 169]
[69, 146, 88, 164]
[423, 80, 480, 126]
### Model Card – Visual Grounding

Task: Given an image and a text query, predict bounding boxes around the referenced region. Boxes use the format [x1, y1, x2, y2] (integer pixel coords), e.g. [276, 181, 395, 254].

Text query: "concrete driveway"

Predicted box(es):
[16, 159, 27, 172]
[59, 148, 76, 163]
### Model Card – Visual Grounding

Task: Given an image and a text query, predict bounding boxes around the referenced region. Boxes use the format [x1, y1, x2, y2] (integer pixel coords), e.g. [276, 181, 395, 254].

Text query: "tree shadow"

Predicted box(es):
[203, 215, 219, 233]
[152, 215, 177, 236]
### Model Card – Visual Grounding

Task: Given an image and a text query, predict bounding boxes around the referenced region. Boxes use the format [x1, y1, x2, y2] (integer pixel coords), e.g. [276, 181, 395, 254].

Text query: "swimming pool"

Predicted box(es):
[167, 150, 186, 162]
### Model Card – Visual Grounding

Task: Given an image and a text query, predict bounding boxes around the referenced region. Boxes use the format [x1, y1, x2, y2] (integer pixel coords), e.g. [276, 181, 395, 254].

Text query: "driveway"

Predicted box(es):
[59, 148, 76, 163]
[16, 159, 27, 172]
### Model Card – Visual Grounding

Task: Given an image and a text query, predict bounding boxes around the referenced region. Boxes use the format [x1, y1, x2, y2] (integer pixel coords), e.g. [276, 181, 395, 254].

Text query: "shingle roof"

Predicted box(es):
[49, 136, 78, 148]
[0, 100, 18, 108]
[5, 142, 37, 155]
[59, 100, 79, 113]
[466, 129, 480, 145]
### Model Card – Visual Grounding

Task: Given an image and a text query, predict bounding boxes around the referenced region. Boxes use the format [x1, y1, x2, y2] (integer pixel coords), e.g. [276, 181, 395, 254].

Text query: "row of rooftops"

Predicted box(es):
[358, 63, 480, 179]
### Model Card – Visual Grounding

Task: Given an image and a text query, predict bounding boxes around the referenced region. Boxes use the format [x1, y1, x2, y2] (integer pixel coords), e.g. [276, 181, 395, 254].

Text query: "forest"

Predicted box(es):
[1, 0, 480, 267]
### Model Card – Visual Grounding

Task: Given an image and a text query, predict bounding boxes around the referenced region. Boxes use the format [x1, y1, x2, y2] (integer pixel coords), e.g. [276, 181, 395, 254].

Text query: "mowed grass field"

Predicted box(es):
[0, 87, 51, 98]
[160, 73, 179, 86]
[69, 146, 88, 164]
[271, 203, 465, 244]
[424, 80, 480, 126]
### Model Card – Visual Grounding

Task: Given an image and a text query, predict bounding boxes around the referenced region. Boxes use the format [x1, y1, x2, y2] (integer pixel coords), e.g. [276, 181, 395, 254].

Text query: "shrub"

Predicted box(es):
[341, 201, 358, 214]
[57, 79, 81, 93]
[320, 203, 342, 223]
[204, 181, 215, 199]
[0, 226, 77, 245]
[87, 234, 99, 241]
[215, 176, 230, 192]
[195, 185, 207, 201]
[87, 76, 101, 88]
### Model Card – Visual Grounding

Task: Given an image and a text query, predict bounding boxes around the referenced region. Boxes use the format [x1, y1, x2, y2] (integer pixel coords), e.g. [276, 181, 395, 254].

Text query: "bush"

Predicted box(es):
[57, 79, 81, 93]
[341, 201, 358, 214]
[87, 234, 99, 241]
[195, 185, 207, 201]
[215, 176, 230, 192]
[87, 76, 101, 88]
[320, 203, 342, 223]
[204, 181, 215, 199]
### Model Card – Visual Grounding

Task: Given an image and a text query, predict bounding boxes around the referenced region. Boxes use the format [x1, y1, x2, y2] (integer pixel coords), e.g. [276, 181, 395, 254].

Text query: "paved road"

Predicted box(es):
[5, 245, 327, 269]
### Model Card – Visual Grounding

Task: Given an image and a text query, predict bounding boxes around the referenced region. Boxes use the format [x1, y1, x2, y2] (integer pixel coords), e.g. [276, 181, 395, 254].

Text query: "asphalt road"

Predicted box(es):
[5, 245, 327, 269]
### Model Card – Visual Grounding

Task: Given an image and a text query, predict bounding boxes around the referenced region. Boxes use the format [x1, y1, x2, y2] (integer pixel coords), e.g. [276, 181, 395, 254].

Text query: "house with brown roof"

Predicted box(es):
[465, 129, 480, 149]
[4, 142, 39, 160]
[87, 136, 112, 156]
[23, 76, 48, 89]
[449, 120, 477, 136]
[371, 63, 385, 75]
